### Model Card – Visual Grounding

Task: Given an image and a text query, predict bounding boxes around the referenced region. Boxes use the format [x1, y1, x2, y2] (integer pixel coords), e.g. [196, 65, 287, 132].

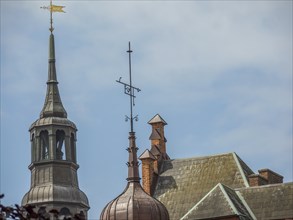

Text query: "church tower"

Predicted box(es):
[22, 3, 89, 218]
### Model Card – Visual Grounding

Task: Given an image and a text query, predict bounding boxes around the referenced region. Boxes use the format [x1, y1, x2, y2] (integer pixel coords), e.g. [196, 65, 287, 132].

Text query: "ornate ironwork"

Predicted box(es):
[116, 42, 141, 132]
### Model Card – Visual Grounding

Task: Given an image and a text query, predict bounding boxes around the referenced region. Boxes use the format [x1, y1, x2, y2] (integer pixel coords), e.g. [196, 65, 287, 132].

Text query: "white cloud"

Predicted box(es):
[1, 1, 292, 218]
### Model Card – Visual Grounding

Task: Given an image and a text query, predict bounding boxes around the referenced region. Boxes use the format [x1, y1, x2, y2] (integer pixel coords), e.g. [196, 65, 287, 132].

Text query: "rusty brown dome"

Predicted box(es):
[100, 182, 169, 220]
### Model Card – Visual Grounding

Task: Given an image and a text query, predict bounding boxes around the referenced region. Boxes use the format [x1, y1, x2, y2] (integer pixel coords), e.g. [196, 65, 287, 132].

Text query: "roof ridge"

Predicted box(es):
[235, 191, 257, 219]
[219, 183, 240, 216]
[237, 182, 293, 190]
[180, 183, 222, 220]
[168, 152, 234, 162]
[220, 184, 255, 219]
[232, 153, 250, 187]
[180, 183, 251, 220]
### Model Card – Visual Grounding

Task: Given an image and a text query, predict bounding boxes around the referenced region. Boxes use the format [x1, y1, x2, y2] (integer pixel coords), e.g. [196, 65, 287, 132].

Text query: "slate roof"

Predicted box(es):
[153, 152, 254, 220]
[238, 182, 293, 219]
[181, 183, 254, 220]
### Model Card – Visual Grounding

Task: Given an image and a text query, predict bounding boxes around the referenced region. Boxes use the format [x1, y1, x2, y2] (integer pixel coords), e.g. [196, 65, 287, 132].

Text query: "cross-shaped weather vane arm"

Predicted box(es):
[116, 42, 141, 132]
[116, 77, 141, 98]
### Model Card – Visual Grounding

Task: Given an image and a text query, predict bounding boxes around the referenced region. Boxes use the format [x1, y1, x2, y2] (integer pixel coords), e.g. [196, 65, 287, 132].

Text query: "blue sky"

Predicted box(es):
[1, 1, 292, 219]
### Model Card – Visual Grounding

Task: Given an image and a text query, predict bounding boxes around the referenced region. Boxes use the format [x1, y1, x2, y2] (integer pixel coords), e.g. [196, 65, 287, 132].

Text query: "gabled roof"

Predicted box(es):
[153, 152, 254, 220]
[148, 114, 167, 125]
[238, 182, 293, 219]
[181, 183, 254, 220]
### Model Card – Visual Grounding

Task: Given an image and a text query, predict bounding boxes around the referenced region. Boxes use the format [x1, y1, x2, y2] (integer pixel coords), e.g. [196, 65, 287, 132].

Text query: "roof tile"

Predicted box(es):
[154, 153, 253, 220]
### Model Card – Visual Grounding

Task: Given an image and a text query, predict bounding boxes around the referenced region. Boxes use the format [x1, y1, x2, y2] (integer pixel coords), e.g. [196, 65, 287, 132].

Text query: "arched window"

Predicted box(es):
[56, 130, 65, 160]
[38, 206, 50, 219]
[79, 211, 85, 219]
[31, 133, 35, 162]
[59, 207, 71, 216]
[40, 131, 49, 160]
[71, 133, 76, 163]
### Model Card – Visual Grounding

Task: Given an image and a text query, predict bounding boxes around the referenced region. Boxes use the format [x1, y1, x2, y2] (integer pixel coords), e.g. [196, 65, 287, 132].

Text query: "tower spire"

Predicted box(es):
[117, 42, 141, 182]
[40, 1, 66, 118]
[39, 32, 67, 118]
[22, 2, 89, 217]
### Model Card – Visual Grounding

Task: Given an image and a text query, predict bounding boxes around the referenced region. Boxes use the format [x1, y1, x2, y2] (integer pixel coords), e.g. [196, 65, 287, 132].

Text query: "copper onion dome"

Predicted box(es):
[100, 132, 169, 220]
[100, 43, 169, 220]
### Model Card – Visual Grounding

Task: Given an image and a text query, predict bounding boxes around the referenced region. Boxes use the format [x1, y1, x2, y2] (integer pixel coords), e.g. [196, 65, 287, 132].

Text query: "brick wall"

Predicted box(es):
[249, 169, 284, 187]
[150, 123, 166, 155]
[141, 158, 154, 195]
[248, 174, 268, 186]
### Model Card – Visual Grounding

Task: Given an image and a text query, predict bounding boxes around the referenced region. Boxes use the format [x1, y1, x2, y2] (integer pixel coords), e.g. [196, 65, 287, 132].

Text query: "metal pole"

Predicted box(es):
[128, 42, 134, 132]
[50, 0, 53, 33]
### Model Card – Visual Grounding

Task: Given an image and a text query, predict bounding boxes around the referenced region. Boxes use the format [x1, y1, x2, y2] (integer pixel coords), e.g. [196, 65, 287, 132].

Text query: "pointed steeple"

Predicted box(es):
[22, 5, 89, 216]
[40, 33, 67, 118]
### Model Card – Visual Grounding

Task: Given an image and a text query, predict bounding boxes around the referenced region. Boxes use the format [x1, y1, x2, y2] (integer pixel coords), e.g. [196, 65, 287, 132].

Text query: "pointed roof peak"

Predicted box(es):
[148, 114, 167, 125]
[139, 149, 156, 160]
[181, 183, 253, 219]
[40, 33, 67, 119]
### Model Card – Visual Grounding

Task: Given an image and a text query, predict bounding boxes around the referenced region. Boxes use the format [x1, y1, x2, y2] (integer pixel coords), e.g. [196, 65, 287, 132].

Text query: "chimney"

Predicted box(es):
[258, 169, 283, 184]
[248, 169, 284, 187]
[139, 149, 155, 195]
[150, 145, 161, 174]
[139, 114, 170, 195]
[248, 174, 268, 186]
[148, 114, 168, 158]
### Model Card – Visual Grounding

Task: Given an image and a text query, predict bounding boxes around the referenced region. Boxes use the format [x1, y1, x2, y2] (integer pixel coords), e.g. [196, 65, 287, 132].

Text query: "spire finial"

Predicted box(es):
[41, 0, 65, 33]
[116, 42, 141, 132]
[117, 42, 141, 182]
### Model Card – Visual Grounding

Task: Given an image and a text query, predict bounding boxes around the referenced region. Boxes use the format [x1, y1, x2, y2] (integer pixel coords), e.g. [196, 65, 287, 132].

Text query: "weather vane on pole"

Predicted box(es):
[117, 42, 141, 132]
[41, 0, 65, 33]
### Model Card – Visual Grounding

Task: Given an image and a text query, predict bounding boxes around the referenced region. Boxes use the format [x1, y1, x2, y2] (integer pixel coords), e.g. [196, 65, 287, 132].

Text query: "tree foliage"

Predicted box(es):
[0, 194, 85, 220]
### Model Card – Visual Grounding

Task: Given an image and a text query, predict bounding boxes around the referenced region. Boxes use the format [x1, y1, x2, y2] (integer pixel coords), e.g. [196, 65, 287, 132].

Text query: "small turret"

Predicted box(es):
[139, 114, 170, 196]
[148, 114, 168, 158]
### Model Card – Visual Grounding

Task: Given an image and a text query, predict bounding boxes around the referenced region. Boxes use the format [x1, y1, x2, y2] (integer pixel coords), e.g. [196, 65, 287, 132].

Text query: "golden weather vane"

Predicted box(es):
[41, 0, 65, 33]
